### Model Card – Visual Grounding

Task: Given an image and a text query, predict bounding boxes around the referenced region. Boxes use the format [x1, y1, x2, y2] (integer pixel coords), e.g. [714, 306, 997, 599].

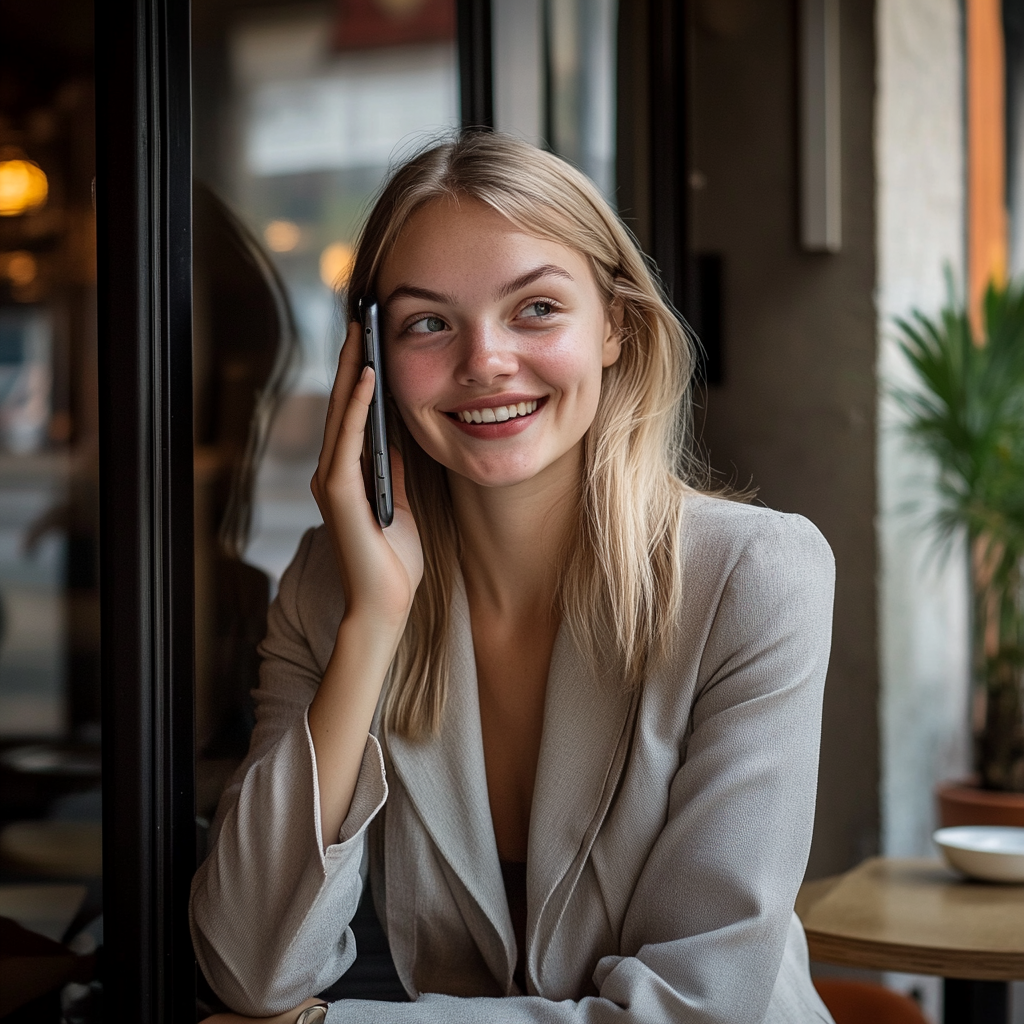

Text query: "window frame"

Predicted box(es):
[95, 0, 196, 1017]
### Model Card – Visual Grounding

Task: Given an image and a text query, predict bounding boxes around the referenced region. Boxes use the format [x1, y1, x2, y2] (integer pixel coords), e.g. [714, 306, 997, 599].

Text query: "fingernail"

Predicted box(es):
[359, 366, 369, 382]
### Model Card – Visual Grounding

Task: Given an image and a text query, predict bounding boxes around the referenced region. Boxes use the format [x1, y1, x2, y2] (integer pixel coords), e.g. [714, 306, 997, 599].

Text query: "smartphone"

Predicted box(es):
[357, 297, 394, 527]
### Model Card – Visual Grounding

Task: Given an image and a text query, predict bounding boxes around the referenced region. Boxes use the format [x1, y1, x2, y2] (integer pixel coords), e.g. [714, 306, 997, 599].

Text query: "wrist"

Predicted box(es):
[339, 605, 408, 652]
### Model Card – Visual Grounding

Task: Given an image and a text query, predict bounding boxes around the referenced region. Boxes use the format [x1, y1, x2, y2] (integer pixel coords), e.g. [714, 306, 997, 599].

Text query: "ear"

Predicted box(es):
[601, 296, 625, 368]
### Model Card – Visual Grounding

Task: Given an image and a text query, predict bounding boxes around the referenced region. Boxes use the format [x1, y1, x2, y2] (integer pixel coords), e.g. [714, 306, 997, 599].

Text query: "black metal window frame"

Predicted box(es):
[458, 0, 493, 128]
[96, 0, 195, 1018]
[648, 0, 689, 313]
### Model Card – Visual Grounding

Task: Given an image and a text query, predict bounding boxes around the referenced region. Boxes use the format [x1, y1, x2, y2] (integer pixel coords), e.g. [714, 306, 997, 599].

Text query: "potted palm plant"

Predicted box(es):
[894, 277, 1024, 821]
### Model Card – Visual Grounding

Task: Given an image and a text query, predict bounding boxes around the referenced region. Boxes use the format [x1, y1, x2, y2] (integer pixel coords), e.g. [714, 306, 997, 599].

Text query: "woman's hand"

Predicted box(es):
[307, 321, 424, 847]
[311, 320, 424, 637]
[200, 997, 326, 1024]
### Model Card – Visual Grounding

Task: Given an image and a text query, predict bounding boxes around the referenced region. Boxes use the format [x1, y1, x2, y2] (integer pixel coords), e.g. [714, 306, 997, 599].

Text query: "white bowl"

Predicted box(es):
[933, 825, 1024, 883]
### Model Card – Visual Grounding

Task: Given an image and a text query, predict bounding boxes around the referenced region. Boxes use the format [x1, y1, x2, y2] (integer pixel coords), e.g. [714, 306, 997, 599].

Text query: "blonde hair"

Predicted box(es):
[346, 132, 700, 739]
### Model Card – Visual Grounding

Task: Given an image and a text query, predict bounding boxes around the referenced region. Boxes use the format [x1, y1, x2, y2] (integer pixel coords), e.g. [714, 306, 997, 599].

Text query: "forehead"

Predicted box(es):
[377, 197, 596, 295]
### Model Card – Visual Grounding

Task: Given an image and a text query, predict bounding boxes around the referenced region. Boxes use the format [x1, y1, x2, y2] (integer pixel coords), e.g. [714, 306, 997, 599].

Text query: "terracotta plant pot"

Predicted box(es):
[936, 780, 1024, 828]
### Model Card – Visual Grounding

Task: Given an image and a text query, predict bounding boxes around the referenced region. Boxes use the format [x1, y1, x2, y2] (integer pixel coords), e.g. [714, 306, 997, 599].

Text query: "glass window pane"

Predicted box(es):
[0, 8, 102, 1020]
[491, 0, 619, 202]
[546, 0, 618, 199]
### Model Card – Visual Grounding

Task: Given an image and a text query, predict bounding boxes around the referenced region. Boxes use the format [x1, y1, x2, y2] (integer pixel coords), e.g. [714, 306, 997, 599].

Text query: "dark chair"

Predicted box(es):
[814, 979, 930, 1024]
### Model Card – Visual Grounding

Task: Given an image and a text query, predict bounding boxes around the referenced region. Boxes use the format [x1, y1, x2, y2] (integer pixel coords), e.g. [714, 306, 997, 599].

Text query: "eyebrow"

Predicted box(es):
[496, 264, 574, 299]
[384, 264, 575, 309]
[384, 284, 459, 306]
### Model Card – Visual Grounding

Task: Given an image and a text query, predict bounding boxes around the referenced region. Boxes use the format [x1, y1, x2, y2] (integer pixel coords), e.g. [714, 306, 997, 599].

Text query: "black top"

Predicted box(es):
[499, 858, 527, 992]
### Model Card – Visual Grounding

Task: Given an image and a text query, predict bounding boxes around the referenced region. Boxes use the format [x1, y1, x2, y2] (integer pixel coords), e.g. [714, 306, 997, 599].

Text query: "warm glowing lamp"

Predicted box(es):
[5, 251, 38, 286]
[0, 155, 49, 217]
[320, 242, 355, 290]
[264, 219, 301, 252]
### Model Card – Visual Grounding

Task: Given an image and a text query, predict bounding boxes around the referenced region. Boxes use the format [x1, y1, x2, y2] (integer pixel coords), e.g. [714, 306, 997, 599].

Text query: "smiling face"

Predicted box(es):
[377, 198, 621, 494]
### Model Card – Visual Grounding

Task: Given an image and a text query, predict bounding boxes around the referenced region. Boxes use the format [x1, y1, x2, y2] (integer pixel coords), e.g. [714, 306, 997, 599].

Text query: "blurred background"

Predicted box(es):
[1, 0, 1023, 1021]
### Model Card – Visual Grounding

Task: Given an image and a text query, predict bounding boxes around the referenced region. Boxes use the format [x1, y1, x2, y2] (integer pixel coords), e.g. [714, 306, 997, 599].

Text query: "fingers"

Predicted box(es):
[313, 365, 374, 513]
[333, 366, 376, 478]
[318, 321, 363, 476]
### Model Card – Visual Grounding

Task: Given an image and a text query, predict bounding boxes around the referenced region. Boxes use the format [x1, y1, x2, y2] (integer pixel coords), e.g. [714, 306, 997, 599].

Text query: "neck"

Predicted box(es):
[448, 446, 581, 620]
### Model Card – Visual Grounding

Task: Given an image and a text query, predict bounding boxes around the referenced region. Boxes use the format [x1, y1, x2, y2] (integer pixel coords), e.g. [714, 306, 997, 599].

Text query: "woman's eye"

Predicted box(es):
[408, 315, 448, 334]
[519, 301, 555, 319]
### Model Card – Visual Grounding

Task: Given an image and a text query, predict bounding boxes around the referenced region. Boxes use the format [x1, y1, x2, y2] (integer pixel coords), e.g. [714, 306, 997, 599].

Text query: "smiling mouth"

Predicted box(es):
[450, 399, 540, 425]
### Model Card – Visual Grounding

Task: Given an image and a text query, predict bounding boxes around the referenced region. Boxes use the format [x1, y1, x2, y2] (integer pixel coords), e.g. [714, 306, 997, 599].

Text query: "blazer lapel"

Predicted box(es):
[385, 576, 637, 993]
[526, 627, 638, 973]
[385, 574, 516, 987]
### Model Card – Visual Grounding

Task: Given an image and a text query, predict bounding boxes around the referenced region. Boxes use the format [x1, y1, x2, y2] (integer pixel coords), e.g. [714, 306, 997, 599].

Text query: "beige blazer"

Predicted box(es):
[190, 492, 836, 1023]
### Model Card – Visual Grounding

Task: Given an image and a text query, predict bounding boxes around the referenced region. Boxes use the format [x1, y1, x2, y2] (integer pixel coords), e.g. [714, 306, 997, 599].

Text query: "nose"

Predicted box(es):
[455, 319, 519, 387]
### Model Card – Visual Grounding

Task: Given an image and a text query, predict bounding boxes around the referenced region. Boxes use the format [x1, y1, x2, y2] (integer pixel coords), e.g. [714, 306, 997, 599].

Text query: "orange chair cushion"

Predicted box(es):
[813, 979, 930, 1024]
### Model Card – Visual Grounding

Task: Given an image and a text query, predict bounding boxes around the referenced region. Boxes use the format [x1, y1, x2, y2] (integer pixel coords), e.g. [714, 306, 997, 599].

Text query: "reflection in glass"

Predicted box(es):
[193, 182, 300, 820]
[191, 0, 458, 808]
[0, 5, 103, 1020]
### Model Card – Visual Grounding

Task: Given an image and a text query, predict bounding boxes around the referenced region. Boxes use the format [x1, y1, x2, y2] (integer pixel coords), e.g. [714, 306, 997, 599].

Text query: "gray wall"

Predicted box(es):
[876, 0, 969, 861]
[688, 0, 879, 878]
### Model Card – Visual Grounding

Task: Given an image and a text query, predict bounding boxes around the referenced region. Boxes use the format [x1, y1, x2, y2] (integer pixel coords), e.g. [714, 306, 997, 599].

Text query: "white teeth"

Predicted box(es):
[456, 399, 538, 424]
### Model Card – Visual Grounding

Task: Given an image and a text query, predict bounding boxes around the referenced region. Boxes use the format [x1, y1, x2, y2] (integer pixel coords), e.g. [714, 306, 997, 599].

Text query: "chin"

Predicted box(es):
[452, 464, 543, 490]
[449, 449, 574, 491]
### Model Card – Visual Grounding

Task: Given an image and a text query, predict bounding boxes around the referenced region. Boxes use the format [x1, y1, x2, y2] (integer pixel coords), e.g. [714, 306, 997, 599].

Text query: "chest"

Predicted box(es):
[472, 611, 557, 863]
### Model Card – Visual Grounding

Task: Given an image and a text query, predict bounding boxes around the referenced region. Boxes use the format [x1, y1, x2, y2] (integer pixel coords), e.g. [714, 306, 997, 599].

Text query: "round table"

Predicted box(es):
[796, 857, 1024, 1024]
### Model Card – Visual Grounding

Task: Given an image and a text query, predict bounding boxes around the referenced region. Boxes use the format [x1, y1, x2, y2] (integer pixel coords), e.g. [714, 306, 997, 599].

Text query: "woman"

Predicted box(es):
[190, 132, 836, 1024]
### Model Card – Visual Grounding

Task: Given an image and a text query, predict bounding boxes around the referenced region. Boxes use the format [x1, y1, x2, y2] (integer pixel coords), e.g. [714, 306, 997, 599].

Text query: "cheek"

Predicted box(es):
[538, 333, 606, 402]
[386, 350, 444, 418]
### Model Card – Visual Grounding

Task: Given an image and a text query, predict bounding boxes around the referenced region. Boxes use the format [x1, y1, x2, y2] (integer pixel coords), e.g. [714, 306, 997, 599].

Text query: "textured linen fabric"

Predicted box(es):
[190, 491, 837, 1024]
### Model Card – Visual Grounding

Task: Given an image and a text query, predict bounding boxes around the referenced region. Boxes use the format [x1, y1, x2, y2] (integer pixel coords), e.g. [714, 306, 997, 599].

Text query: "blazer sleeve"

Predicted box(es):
[189, 527, 389, 1015]
[321, 512, 836, 1024]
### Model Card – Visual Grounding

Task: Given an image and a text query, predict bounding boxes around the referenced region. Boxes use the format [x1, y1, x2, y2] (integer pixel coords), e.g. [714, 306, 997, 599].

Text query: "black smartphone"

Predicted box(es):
[357, 296, 394, 528]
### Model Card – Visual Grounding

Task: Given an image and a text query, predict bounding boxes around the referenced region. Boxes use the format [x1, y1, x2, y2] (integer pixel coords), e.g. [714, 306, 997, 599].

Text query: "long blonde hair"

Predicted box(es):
[346, 132, 699, 739]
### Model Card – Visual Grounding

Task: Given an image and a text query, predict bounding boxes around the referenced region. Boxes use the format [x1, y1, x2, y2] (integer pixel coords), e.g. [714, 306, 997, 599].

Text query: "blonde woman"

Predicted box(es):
[191, 132, 836, 1024]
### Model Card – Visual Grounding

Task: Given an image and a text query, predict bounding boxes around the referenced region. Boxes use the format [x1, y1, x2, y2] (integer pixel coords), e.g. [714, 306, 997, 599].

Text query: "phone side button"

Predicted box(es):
[375, 452, 386, 479]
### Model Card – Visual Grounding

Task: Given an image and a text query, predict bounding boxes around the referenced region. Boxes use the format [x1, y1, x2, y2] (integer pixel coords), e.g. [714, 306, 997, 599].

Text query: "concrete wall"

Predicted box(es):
[876, 0, 971, 859]
[690, 0, 880, 878]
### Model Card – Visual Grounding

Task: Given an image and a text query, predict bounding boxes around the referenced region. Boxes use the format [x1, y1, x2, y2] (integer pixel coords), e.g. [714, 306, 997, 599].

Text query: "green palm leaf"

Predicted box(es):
[892, 273, 1024, 790]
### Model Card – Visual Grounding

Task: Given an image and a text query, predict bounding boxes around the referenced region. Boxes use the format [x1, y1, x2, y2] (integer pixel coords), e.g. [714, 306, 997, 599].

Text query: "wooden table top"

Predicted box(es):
[796, 857, 1024, 980]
